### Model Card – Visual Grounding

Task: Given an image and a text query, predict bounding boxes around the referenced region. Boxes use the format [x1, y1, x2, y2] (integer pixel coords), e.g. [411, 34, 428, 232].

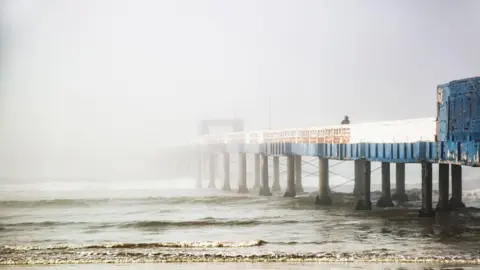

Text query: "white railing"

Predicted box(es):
[197, 117, 437, 145]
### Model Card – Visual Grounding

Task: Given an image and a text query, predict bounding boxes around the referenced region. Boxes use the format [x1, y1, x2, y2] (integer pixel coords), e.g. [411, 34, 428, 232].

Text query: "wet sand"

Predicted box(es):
[3, 262, 480, 270]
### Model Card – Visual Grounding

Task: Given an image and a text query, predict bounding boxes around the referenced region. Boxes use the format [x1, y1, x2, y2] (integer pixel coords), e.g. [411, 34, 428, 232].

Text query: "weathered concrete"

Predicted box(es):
[450, 164, 466, 209]
[238, 153, 249, 193]
[208, 153, 216, 189]
[355, 160, 372, 210]
[436, 163, 450, 212]
[283, 156, 296, 197]
[222, 153, 231, 191]
[253, 154, 261, 189]
[271, 156, 281, 192]
[259, 155, 272, 196]
[392, 163, 408, 203]
[376, 162, 394, 207]
[315, 158, 332, 205]
[353, 160, 364, 196]
[419, 162, 434, 218]
[295, 156, 304, 193]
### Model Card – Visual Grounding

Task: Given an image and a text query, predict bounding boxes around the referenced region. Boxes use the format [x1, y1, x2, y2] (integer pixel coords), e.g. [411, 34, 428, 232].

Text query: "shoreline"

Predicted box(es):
[2, 253, 480, 265]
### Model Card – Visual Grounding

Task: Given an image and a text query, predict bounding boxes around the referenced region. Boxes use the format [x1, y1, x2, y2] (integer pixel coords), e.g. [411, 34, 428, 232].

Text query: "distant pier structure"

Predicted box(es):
[183, 77, 480, 217]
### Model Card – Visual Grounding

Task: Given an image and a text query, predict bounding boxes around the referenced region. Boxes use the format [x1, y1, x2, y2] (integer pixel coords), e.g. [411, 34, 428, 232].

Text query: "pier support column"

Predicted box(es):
[419, 162, 434, 218]
[196, 154, 202, 189]
[259, 155, 272, 196]
[315, 158, 332, 205]
[295, 156, 304, 193]
[271, 156, 281, 192]
[222, 153, 231, 191]
[253, 154, 261, 189]
[353, 160, 364, 196]
[238, 153, 249, 193]
[392, 163, 408, 203]
[436, 163, 450, 212]
[283, 156, 296, 197]
[208, 153, 216, 189]
[355, 160, 372, 210]
[376, 162, 394, 207]
[450, 164, 466, 209]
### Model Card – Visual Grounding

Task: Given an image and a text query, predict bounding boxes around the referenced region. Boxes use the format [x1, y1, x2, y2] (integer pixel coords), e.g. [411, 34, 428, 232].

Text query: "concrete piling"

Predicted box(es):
[196, 154, 202, 189]
[253, 154, 261, 189]
[259, 155, 272, 196]
[355, 160, 372, 210]
[315, 158, 332, 205]
[419, 162, 434, 218]
[283, 156, 296, 197]
[222, 153, 231, 191]
[271, 156, 281, 192]
[208, 153, 216, 189]
[353, 160, 364, 197]
[238, 153, 249, 193]
[295, 156, 304, 193]
[436, 163, 450, 212]
[450, 164, 466, 209]
[376, 162, 394, 207]
[392, 163, 408, 203]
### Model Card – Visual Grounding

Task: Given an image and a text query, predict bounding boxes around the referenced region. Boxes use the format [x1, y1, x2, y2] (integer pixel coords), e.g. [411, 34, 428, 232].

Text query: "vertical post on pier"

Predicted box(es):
[271, 156, 281, 192]
[196, 152, 202, 189]
[315, 158, 332, 205]
[283, 156, 296, 197]
[253, 154, 261, 189]
[208, 153, 216, 189]
[392, 163, 408, 203]
[295, 156, 304, 193]
[419, 162, 434, 217]
[353, 160, 364, 197]
[259, 154, 272, 196]
[436, 163, 450, 212]
[238, 153, 249, 193]
[222, 153, 231, 191]
[376, 162, 394, 207]
[450, 164, 466, 209]
[355, 160, 372, 210]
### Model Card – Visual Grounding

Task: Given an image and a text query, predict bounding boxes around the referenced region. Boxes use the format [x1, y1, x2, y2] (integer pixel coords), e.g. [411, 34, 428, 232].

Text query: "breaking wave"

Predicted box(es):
[1, 218, 300, 231]
[1, 240, 267, 251]
[0, 196, 265, 208]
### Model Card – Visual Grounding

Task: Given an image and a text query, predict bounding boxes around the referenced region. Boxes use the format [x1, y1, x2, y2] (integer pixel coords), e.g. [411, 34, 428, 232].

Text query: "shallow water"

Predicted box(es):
[1, 178, 480, 266]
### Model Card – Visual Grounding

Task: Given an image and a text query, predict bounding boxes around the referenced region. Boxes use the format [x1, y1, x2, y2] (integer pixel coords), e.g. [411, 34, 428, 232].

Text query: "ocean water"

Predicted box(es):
[1, 178, 480, 268]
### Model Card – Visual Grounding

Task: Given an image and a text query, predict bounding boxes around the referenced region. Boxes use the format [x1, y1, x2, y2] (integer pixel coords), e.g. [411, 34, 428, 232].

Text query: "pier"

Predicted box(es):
[180, 76, 480, 217]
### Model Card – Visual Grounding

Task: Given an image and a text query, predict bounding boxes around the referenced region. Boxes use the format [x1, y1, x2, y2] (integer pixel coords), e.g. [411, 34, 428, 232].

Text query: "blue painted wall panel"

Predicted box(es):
[378, 143, 385, 160]
[405, 143, 415, 162]
[290, 143, 309, 156]
[414, 142, 426, 161]
[398, 143, 406, 161]
[344, 144, 350, 159]
[308, 144, 320, 157]
[383, 144, 390, 161]
[282, 143, 293, 156]
[443, 141, 460, 163]
[218, 140, 480, 166]
[437, 77, 480, 142]
[392, 143, 399, 161]
[318, 144, 327, 158]
[460, 142, 480, 166]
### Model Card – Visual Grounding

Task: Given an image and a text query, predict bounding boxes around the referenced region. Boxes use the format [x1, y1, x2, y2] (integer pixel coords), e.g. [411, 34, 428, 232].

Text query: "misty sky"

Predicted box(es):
[0, 0, 479, 180]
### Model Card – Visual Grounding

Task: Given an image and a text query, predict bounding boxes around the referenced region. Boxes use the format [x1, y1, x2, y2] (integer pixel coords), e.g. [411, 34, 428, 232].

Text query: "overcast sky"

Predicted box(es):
[0, 0, 479, 180]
